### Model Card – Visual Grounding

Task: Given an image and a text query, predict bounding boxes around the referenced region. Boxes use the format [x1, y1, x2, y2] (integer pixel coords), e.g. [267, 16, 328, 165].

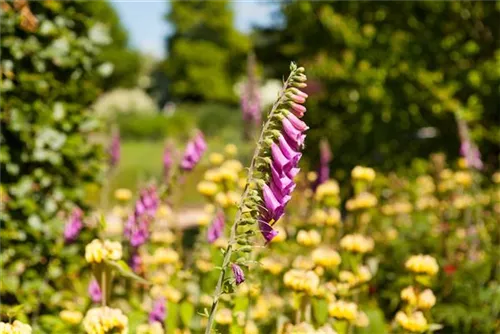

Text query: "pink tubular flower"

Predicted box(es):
[88, 279, 102, 303]
[63, 207, 83, 243]
[316, 139, 332, 186]
[124, 185, 158, 248]
[149, 298, 166, 325]
[257, 76, 308, 242]
[207, 210, 225, 244]
[181, 131, 207, 171]
[231, 264, 245, 285]
[108, 129, 120, 168]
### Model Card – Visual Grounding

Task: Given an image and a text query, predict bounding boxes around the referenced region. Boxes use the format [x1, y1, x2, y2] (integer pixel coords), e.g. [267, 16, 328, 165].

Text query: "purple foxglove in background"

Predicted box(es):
[207, 210, 225, 244]
[63, 207, 83, 243]
[317, 139, 332, 186]
[88, 279, 102, 303]
[457, 118, 483, 170]
[241, 52, 261, 140]
[231, 264, 245, 285]
[149, 298, 166, 325]
[181, 131, 207, 171]
[108, 128, 121, 168]
[130, 250, 143, 274]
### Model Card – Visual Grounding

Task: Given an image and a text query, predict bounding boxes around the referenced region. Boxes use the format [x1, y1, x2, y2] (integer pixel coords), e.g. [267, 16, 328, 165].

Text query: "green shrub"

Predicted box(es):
[0, 1, 106, 323]
[116, 112, 195, 140]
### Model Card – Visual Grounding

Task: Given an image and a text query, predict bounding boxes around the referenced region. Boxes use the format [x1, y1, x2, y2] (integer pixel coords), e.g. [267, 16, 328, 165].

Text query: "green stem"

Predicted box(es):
[101, 270, 107, 307]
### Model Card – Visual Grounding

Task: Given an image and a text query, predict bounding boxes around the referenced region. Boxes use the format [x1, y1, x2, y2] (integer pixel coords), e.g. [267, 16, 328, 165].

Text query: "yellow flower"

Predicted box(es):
[222, 159, 243, 173]
[340, 234, 374, 254]
[137, 322, 163, 334]
[339, 271, 357, 285]
[261, 257, 285, 275]
[346, 192, 377, 211]
[417, 289, 436, 309]
[83, 307, 128, 334]
[283, 269, 320, 295]
[296, 229, 321, 247]
[493, 171, 500, 184]
[416, 175, 435, 194]
[395, 311, 428, 333]
[163, 285, 182, 303]
[315, 180, 340, 202]
[292, 256, 315, 270]
[200, 294, 213, 307]
[311, 248, 341, 268]
[197, 181, 218, 197]
[454, 171, 472, 187]
[209, 152, 224, 166]
[224, 144, 238, 157]
[453, 194, 474, 209]
[416, 196, 439, 211]
[401, 286, 417, 305]
[204, 169, 221, 182]
[271, 225, 287, 243]
[244, 320, 258, 334]
[196, 258, 213, 273]
[405, 255, 439, 276]
[325, 208, 341, 226]
[153, 247, 179, 265]
[215, 308, 232, 325]
[214, 237, 228, 249]
[309, 209, 328, 226]
[215, 192, 228, 207]
[457, 157, 468, 169]
[226, 191, 240, 206]
[197, 214, 211, 227]
[151, 229, 176, 244]
[356, 265, 372, 283]
[85, 239, 122, 263]
[151, 272, 169, 285]
[156, 205, 173, 219]
[328, 300, 358, 321]
[439, 169, 453, 180]
[351, 166, 376, 182]
[60, 310, 83, 325]
[0, 320, 32, 334]
[218, 167, 239, 183]
[114, 188, 132, 201]
[355, 311, 370, 328]
[252, 297, 270, 320]
[307, 171, 318, 183]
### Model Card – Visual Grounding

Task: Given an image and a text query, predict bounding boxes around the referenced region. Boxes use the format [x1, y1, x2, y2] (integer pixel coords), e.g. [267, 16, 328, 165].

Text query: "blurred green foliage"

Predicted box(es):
[81, 0, 142, 90]
[0, 0, 105, 323]
[164, 0, 250, 102]
[256, 1, 500, 174]
[117, 112, 194, 141]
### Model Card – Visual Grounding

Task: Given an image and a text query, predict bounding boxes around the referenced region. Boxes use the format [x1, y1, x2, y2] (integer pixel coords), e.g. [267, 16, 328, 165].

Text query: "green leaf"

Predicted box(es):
[180, 301, 195, 327]
[104, 260, 150, 284]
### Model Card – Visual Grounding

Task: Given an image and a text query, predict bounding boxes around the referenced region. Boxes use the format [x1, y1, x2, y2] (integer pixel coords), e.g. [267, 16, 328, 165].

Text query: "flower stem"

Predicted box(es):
[204, 65, 298, 333]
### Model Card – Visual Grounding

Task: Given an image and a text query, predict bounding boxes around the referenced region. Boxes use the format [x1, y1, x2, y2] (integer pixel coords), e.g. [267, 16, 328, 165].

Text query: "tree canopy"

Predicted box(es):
[256, 1, 500, 174]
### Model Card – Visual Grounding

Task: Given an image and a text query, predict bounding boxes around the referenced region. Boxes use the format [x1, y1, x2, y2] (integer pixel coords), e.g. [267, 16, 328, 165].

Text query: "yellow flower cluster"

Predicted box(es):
[83, 307, 128, 334]
[400, 287, 436, 309]
[85, 239, 122, 264]
[283, 322, 336, 334]
[150, 284, 182, 303]
[215, 308, 232, 325]
[60, 310, 84, 325]
[309, 208, 341, 226]
[493, 171, 500, 184]
[260, 257, 285, 275]
[153, 247, 179, 265]
[151, 229, 176, 244]
[340, 234, 374, 253]
[328, 300, 358, 321]
[395, 311, 428, 333]
[338, 266, 372, 286]
[454, 171, 473, 187]
[415, 196, 439, 211]
[416, 175, 435, 195]
[0, 321, 32, 334]
[296, 229, 322, 247]
[311, 248, 341, 268]
[345, 192, 377, 211]
[453, 194, 474, 210]
[283, 269, 320, 295]
[381, 201, 413, 216]
[315, 180, 340, 203]
[351, 166, 376, 182]
[114, 188, 132, 201]
[405, 255, 439, 276]
[136, 321, 163, 334]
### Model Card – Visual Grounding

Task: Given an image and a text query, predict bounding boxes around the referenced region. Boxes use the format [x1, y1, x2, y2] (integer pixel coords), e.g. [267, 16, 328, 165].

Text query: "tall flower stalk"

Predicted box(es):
[241, 52, 261, 140]
[205, 63, 308, 333]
